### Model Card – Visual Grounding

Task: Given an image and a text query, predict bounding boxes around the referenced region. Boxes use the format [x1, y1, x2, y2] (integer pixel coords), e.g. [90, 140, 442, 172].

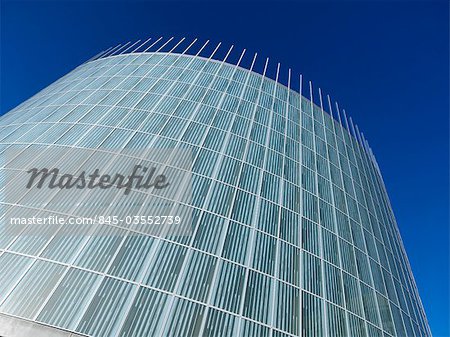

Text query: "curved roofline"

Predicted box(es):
[83, 38, 382, 175]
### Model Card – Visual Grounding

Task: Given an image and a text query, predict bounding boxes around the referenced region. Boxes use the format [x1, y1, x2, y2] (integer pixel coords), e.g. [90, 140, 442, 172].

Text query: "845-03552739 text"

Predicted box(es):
[9, 215, 183, 226]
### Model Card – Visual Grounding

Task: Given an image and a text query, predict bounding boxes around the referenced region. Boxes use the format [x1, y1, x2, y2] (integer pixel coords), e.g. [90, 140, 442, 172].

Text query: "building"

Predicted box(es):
[0, 38, 431, 337]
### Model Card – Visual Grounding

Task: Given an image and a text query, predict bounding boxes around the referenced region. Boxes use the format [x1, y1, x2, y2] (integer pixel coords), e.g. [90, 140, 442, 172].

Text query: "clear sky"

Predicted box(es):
[1, 0, 448, 335]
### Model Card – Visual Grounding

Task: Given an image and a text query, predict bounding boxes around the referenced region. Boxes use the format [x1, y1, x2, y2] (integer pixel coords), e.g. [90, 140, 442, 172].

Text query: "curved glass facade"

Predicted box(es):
[0, 50, 431, 337]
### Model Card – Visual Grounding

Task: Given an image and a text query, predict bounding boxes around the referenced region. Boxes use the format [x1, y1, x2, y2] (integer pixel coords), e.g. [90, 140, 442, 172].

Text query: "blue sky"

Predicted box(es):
[1, 0, 448, 335]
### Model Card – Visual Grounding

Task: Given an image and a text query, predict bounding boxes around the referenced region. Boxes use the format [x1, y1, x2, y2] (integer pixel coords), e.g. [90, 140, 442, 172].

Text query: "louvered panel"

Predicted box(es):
[74, 225, 127, 272]
[178, 250, 217, 303]
[221, 221, 250, 266]
[37, 267, 101, 330]
[162, 298, 205, 337]
[118, 286, 168, 337]
[40, 222, 92, 263]
[211, 260, 245, 314]
[0, 252, 34, 302]
[240, 318, 270, 337]
[76, 276, 135, 337]
[8, 218, 59, 255]
[302, 291, 323, 337]
[202, 308, 237, 337]
[0, 260, 66, 318]
[278, 241, 301, 287]
[143, 240, 187, 292]
[251, 231, 276, 276]
[108, 234, 155, 281]
[274, 281, 300, 335]
[192, 212, 225, 255]
[243, 271, 272, 325]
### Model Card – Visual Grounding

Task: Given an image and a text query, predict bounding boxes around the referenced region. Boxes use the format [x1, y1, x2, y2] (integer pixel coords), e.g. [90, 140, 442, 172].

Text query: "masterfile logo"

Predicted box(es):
[2, 146, 193, 237]
[25, 164, 170, 195]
